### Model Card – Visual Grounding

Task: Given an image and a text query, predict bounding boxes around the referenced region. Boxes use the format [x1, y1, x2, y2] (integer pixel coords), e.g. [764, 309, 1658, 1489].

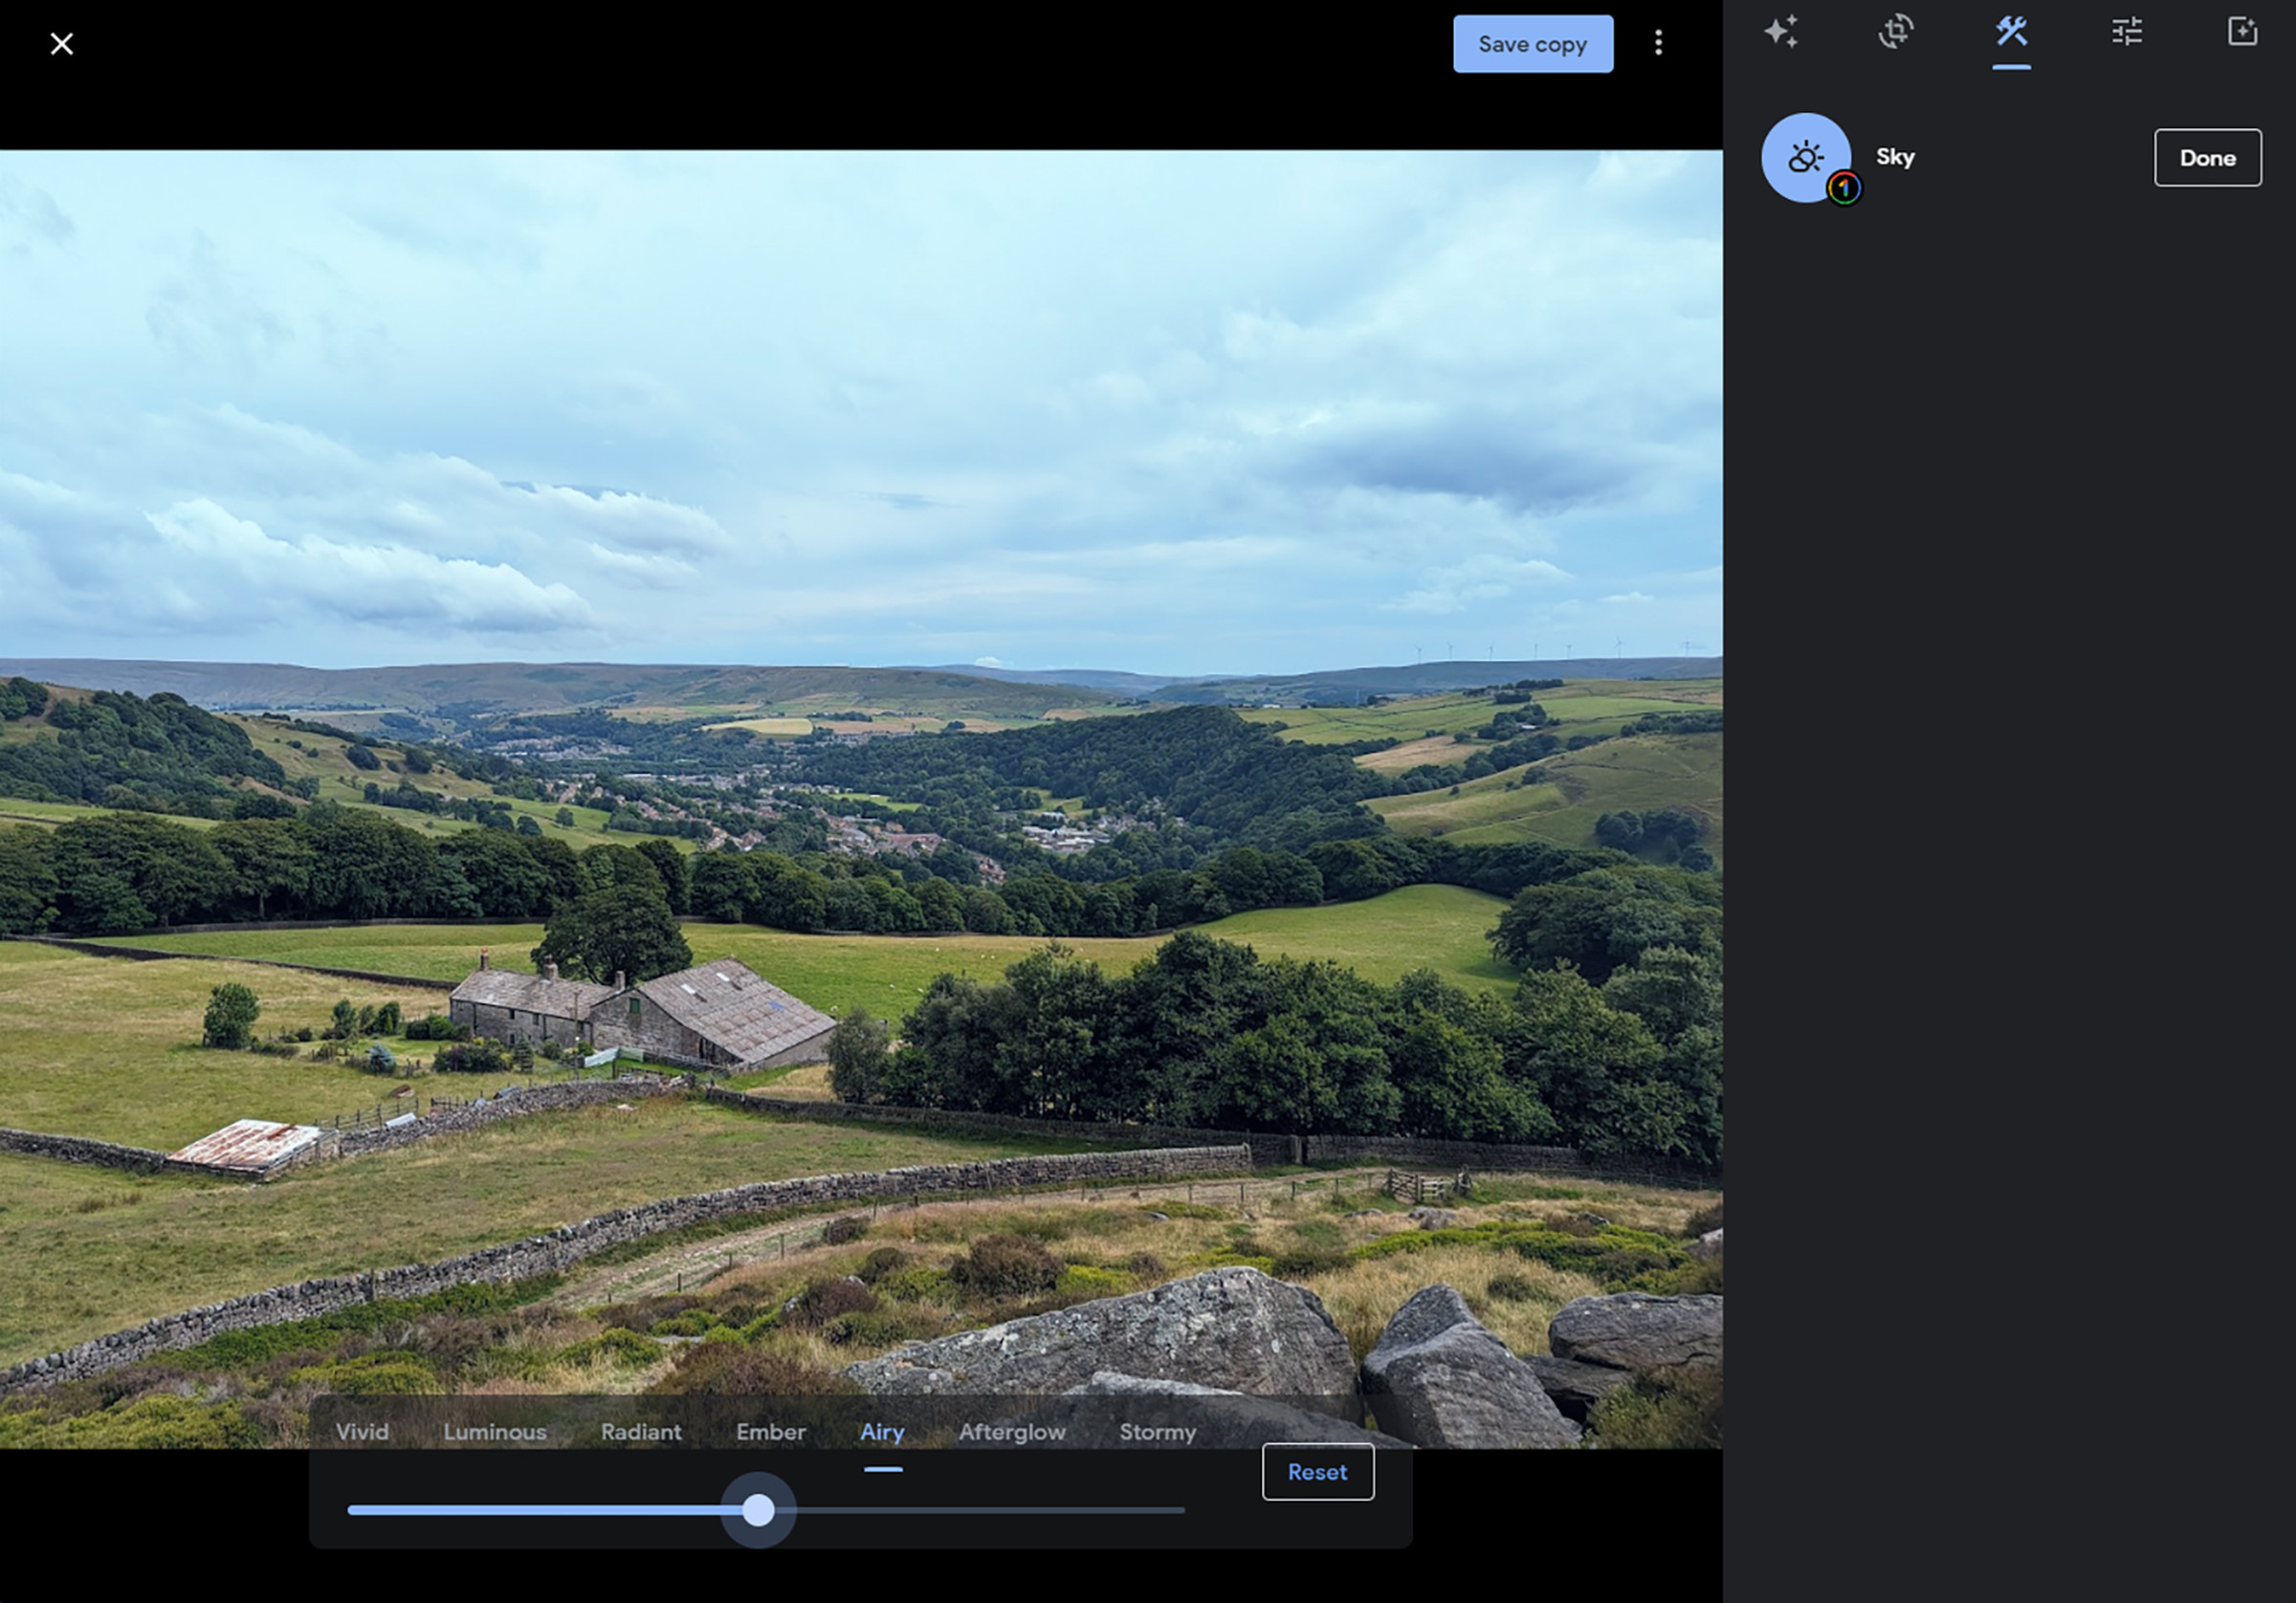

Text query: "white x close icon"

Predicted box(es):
[52, 32, 74, 54]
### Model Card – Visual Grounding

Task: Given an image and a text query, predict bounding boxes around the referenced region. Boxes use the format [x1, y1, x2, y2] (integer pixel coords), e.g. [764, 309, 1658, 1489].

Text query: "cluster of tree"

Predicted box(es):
[0, 689, 291, 817]
[323, 999, 404, 1040]
[0, 798, 1651, 943]
[1621, 709, 1723, 736]
[343, 743, 383, 771]
[1593, 808, 1713, 869]
[825, 930, 1721, 1169]
[1489, 862, 1723, 983]
[0, 804, 702, 934]
[358, 780, 528, 834]
[793, 706, 1390, 854]
[0, 677, 50, 721]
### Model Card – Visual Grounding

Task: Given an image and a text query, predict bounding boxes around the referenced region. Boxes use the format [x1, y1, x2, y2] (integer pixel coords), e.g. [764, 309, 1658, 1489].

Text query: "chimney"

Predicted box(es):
[612, 971, 627, 992]
[544, 960, 559, 982]
[478, 950, 490, 971]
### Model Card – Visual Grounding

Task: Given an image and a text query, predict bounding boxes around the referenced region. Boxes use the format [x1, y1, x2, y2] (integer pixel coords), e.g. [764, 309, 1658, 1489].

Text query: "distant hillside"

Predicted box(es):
[1159, 658, 1723, 705]
[0, 660, 1118, 732]
[908, 665, 1190, 694]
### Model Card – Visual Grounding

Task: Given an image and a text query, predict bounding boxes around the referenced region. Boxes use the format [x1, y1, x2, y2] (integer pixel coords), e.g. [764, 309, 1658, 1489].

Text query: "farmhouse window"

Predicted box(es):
[629, 997, 642, 1016]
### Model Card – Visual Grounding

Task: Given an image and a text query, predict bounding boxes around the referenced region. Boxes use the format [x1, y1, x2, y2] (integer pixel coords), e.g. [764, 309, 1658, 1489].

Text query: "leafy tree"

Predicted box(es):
[532, 882, 692, 984]
[516, 814, 542, 837]
[328, 999, 359, 1040]
[344, 743, 382, 771]
[827, 1006, 893, 1103]
[635, 837, 690, 914]
[203, 982, 261, 1049]
[556, 808, 576, 828]
[0, 826, 58, 935]
[366, 1043, 398, 1073]
[211, 818, 314, 920]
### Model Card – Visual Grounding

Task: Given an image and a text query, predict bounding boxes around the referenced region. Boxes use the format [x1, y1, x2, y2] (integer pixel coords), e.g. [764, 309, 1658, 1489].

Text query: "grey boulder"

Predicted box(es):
[1522, 1352, 1638, 1423]
[1548, 1293, 1723, 1372]
[1360, 1285, 1580, 1449]
[842, 1267, 1359, 1409]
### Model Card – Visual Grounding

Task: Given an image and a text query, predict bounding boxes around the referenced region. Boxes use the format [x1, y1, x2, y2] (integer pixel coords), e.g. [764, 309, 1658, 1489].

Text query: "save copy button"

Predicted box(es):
[1453, 15, 1616, 73]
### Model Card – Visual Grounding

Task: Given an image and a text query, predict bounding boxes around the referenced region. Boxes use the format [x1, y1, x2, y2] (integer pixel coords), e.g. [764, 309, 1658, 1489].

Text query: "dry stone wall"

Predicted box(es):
[335, 1074, 683, 1155]
[708, 1088, 1300, 1167]
[0, 1143, 1251, 1393]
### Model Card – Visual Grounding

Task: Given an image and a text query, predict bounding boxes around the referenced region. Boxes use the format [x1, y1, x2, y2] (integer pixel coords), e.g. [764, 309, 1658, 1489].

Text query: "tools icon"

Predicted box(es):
[1996, 15, 2028, 46]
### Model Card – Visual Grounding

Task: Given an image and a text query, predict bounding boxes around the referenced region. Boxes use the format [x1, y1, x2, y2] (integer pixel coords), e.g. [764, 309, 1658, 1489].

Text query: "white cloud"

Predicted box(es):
[142, 499, 596, 631]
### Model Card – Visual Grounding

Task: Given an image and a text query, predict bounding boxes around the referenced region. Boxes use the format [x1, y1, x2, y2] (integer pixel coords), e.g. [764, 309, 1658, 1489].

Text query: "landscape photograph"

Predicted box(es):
[0, 152, 1722, 1464]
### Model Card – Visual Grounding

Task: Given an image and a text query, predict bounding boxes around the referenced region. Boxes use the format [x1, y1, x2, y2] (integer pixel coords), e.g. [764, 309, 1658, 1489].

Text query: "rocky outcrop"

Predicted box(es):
[843, 1267, 1359, 1408]
[1522, 1352, 1637, 1423]
[1548, 1293, 1723, 1372]
[960, 1372, 1411, 1450]
[1360, 1285, 1580, 1449]
[1407, 1207, 1461, 1229]
[1693, 1227, 1724, 1260]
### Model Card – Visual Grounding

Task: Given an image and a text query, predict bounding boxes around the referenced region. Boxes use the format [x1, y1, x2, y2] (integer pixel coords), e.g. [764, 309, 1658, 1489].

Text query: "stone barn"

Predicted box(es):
[448, 953, 618, 1049]
[589, 958, 836, 1071]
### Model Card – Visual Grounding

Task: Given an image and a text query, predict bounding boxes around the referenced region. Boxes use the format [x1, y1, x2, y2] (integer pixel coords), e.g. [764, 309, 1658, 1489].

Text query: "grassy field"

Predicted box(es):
[1370, 734, 1723, 862]
[230, 717, 684, 852]
[0, 799, 225, 831]
[0, 1100, 1112, 1369]
[0, 944, 453, 1149]
[118, 885, 1520, 1017]
[1237, 679, 1722, 755]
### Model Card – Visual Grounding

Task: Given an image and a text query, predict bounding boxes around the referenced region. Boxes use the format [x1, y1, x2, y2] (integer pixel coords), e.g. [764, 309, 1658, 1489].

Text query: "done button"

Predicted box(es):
[1452, 15, 1616, 73]
[2154, 129, 2263, 187]
[1262, 1442, 1377, 1502]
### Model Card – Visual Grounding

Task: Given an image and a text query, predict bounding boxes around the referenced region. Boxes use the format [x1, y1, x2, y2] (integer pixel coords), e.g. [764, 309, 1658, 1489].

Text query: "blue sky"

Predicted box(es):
[0, 152, 1720, 676]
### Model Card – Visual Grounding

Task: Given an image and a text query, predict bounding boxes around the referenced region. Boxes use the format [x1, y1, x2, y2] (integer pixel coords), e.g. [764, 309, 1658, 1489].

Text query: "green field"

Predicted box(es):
[1371, 734, 1723, 861]
[0, 943, 453, 1149]
[0, 799, 224, 831]
[118, 884, 1521, 1018]
[0, 1100, 1104, 1368]
[232, 718, 682, 851]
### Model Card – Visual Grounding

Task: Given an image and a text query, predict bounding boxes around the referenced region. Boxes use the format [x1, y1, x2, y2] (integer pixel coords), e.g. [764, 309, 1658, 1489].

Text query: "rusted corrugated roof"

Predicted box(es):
[167, 1119, 329, 1173]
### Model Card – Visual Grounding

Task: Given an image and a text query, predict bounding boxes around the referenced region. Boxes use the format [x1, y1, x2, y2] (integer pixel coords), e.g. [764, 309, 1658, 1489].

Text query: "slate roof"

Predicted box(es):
[449, 969, 617, 1020]
[637, 959, 836, 1065]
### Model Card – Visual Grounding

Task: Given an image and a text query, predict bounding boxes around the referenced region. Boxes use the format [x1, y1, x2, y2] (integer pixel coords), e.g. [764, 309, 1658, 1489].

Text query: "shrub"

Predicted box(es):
[365, 1043, 397, 1074]
[286, 1353, 440, 1396]
[949, 1235, 1063, 1299]
[856, 1247, 911, 1284]
[785, 1277, 880, 1330]
[649, 1344, 858, 1396]
[1486, 1273, 1539, 1303]
[435, 1038, 514, 1075]
[821, 1216, 869, 1246]
[1123, 1252, 1167, 1280]
[1683, 1200, 1724, 1238]
[820, 1307, 941, 1348]
[294, 1026, 315, 1043]
[1054, 1264, 1133, 1297]
[375, 1001, 403, 1036]
[872, 1267, 951, 1304]
[202, 983, 260, 1049]
[1270, 1246, 1350, 1278]
[1586, 1364, 1723, 1450]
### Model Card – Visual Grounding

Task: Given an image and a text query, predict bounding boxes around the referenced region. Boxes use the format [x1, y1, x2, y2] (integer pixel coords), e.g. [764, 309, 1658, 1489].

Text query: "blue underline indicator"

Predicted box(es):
[863, 1466, 904, 1473]
[1993, 63, 2032, 70]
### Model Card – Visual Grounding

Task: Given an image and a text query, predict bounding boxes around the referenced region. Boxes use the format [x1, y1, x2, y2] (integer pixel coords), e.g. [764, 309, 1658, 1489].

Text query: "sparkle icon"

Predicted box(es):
[1765, 15, 1799, 46]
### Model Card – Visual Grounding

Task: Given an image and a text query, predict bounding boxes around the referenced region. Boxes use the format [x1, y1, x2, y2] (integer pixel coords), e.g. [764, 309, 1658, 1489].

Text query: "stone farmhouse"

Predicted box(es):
[448, 953, 836, 1071]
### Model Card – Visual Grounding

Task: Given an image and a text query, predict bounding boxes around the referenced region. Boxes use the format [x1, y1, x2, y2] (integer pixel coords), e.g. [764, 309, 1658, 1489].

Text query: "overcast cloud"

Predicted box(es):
[0, 151, 1720, 675]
